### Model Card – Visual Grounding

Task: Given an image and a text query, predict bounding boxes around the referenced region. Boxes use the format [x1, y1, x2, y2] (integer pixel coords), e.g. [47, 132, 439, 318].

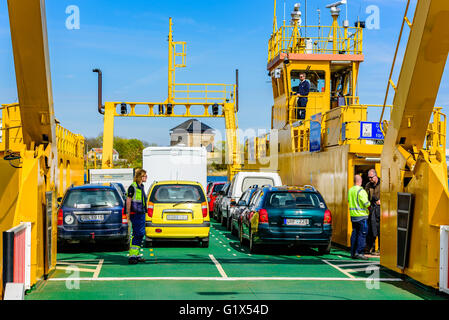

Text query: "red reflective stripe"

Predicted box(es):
[13, 229, 26, 284]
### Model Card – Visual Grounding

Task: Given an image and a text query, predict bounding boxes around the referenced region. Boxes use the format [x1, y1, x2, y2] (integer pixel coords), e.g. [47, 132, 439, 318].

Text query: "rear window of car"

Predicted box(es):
[241, 177, 275, 192]
[265, 191, 325, 209]
[213, 184, 225, 193]
[64, 189, 121, 209]
[150, 184, 206, 204]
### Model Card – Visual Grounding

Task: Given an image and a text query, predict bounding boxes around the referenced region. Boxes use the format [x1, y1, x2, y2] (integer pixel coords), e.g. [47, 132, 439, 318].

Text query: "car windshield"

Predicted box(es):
[151, 184, 206, 204]
[64, 189, 121, 209]
[266, 191, 324, 209]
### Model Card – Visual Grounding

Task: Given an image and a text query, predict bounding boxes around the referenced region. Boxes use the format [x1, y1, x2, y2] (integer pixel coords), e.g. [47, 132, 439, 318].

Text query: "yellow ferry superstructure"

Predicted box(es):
[243, 0, 447, 261]
[245, 1, 384, 248]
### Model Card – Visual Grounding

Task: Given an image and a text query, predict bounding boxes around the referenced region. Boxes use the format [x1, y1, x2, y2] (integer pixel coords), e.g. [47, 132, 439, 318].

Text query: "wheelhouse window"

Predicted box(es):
[291, 70, 326, 93]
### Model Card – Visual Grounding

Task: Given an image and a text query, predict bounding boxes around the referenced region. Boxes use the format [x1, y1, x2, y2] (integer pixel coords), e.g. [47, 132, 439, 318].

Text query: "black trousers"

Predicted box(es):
[296, 98, 308, 120]
[366, 205, 380, 251]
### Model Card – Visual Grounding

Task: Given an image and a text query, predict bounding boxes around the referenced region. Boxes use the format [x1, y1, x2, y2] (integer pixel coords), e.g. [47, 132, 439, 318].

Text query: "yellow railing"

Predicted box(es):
[268, 25, 363, 62]
[425, 107, 446, 155]
[173, 83, 236, 104]
[291, 103, 393, 152]
[56, 124, 84, 160]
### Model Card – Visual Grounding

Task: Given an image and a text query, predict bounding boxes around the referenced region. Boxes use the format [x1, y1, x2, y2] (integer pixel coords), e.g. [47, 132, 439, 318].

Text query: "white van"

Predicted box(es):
[142, 146, 207, 195]
[220, 172, 282, 229]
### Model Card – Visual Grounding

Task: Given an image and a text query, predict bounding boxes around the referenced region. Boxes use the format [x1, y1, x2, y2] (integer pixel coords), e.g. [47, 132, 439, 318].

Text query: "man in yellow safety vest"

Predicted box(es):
[348, 174, 370, 260]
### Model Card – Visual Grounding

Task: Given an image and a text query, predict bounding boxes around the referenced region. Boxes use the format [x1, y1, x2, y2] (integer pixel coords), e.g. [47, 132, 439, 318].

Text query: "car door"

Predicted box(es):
[241, 190, 261, 237]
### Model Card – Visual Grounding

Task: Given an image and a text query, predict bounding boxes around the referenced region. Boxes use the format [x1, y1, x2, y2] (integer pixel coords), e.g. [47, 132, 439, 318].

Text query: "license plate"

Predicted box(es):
[166, 215, 189, 221]
[80, 215, 104, 222]
[285, 219, 309, 226]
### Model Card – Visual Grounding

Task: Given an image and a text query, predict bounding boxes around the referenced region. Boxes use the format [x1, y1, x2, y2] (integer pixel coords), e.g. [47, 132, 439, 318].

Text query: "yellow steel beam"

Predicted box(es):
[384, 0, 449, 152]
[100, 18, 241, 179]
[7, 0, 55, 147]
[381, 0, 449, 288]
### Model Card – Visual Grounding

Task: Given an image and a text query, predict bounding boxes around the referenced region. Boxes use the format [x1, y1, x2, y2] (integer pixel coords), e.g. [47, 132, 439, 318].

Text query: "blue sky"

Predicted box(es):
[1, 0, 448, 146]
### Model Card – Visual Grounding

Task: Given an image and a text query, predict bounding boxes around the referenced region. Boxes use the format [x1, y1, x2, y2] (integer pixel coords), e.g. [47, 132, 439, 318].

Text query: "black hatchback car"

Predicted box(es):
[57, 184, 129, 248]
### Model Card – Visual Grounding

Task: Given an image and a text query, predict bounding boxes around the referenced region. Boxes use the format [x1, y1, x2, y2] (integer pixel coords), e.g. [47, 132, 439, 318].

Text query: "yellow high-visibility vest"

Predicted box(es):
[348, 185, 370, 217]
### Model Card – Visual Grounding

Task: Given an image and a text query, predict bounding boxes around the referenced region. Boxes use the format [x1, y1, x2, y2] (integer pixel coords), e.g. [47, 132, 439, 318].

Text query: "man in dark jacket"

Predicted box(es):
[295, 73, 310, 120]
[365, 169, 381, 255]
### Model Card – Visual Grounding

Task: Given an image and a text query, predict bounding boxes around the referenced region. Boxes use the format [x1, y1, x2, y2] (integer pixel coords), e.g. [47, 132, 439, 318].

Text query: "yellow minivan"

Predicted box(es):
[145, 181, 210, 247]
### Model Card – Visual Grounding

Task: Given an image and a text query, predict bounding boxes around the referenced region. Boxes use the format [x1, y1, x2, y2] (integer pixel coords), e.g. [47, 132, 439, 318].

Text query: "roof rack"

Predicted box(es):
[303, 185, 317, 191]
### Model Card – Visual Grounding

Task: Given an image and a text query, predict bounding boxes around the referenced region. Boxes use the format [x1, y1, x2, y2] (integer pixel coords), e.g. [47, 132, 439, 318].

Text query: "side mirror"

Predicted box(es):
[231, 200, 237, 206]
[57, 197, 63, 203]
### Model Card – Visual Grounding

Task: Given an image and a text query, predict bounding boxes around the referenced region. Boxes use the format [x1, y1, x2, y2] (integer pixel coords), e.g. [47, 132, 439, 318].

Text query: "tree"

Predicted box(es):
[84, 134, 158, 168]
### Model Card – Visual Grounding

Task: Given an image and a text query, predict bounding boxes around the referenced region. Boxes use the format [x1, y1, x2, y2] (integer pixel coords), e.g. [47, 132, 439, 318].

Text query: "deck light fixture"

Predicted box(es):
[212, 103, 219, 116]
[120, 103, 127, 115]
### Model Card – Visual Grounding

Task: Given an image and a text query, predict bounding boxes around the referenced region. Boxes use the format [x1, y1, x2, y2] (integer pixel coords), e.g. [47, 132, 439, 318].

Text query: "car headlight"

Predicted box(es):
[64, 215, 75, 225]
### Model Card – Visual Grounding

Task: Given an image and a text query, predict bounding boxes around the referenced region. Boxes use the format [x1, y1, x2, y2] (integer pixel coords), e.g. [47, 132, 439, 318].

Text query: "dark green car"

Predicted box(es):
[239, 186, 332, 254]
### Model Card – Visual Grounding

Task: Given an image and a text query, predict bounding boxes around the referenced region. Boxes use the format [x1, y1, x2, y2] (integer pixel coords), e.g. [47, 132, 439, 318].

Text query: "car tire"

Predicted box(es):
[145, 238, 153, 248]
[230, 219, 237, 236]
[226, 214, 232, 231]
[318, 242, 331, 255]
[121, 238, 130, 251]
[239, 224, 245, 245]
[249, 229, 259, 254]
[221, 214, 226, 227]
[201, 238, 209, 248]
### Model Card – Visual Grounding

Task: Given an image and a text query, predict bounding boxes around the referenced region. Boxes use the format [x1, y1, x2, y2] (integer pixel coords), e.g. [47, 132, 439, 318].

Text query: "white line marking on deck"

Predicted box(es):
[48, 277, 403, 282]
[57, 262, 99, 267]
[93, 259, 104, 279]
[322, 259, 355, 279]
[55, 266, 96, 273]
[209, 254, 228, 278]
[335, 262, 380, 268]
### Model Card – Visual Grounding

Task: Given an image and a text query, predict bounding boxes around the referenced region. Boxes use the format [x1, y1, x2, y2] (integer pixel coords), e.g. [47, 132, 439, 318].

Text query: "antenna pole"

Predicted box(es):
[273, 0, 277, 33]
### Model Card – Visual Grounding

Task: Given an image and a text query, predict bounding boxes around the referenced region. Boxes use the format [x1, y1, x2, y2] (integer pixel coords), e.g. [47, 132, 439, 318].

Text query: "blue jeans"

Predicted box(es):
[351, 218, 368, 257]
[130, 213, 146, 247]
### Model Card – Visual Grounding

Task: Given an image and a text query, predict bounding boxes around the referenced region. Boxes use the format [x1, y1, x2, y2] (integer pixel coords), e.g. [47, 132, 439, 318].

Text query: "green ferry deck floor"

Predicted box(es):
[25, 221, 449, 301]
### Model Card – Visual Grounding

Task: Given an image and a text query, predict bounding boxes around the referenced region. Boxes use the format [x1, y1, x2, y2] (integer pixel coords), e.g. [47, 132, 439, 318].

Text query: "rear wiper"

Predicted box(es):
[173, 201, 196, 207]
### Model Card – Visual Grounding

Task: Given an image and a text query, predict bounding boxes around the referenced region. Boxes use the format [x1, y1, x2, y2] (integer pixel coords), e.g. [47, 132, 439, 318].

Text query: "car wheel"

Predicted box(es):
[230, 219, 237, 236]
[239, 224, 245, 245]
[201, 238, 209, 248]
[121, 237, 130, 251]
[226, 214, 232, 231]
[249, 229, 259, 254]
[317, 242, 331, 255]
[145, 238, 153, 248]
[221, 214, 226, 227]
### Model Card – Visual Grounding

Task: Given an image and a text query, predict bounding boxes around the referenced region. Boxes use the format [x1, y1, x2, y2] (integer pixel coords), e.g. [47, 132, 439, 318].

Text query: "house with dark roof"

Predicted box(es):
[88, 148, 119, 161]
[170, 119, 215, 152]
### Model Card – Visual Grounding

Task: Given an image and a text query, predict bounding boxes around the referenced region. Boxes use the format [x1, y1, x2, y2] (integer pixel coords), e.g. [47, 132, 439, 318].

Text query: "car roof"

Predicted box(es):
[69, 184, 115, 190]
[259, 185, 318, 193]
[152, 180, 203, 186]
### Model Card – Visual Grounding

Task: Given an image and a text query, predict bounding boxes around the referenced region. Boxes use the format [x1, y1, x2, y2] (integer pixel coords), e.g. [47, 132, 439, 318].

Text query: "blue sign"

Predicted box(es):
[360, 122, 384, 140]
[310, 113, 322, 152]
